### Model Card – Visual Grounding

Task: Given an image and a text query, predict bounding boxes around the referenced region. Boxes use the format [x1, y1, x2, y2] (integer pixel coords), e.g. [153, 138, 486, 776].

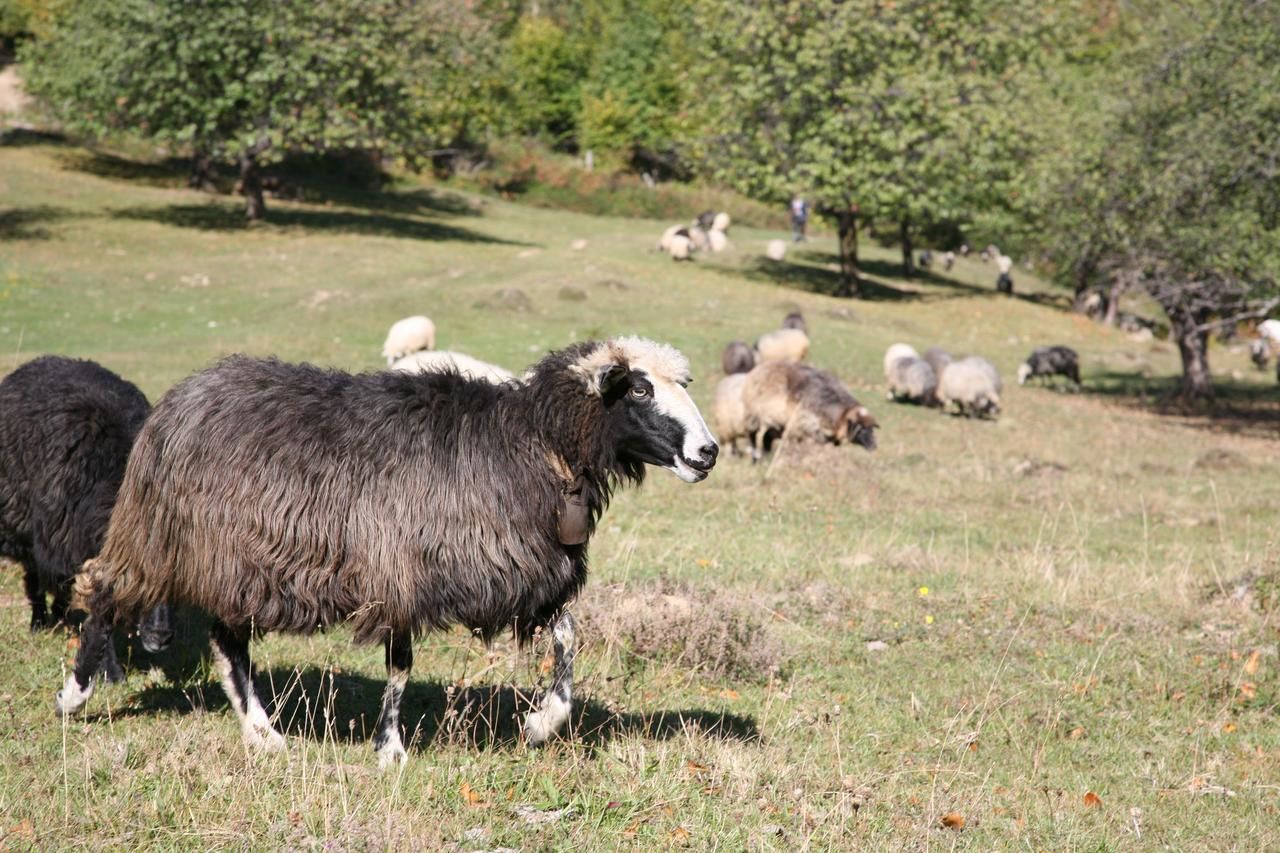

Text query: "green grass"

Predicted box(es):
[2, 138, 1279, 850]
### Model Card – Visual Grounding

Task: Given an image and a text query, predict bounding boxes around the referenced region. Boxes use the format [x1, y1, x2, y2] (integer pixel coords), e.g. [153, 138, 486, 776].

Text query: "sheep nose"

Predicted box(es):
[699, 443, 719, 465]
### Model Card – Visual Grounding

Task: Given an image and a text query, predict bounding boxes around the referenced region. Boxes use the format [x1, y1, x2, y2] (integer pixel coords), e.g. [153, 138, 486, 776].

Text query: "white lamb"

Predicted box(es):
[668, 234, 693, 261]
[755, 327, 810, 363]
[766, 240, 787, 261]
[1259, 319, 1280, 345]
[382, 315, 436, 366]
[390, 350, 515, 384]
[708, 229, 729, 253]
[657, 224, 684, 253]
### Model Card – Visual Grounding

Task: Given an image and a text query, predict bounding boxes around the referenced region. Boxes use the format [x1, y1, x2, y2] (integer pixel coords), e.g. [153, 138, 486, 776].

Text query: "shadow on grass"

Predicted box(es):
[0, 127, 70, 148]
[58, 149, 481, 218]
[105, 662, 759, 753]
[109, 202, 520, 245]
[1082, 369, 1280, 438]
[0, 205, 77, 240]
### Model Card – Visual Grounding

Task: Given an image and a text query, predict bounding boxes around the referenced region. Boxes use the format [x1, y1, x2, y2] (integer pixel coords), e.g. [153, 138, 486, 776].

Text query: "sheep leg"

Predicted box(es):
[372, 630, 412, 769]
[209, 621, 285, 752]
[525, 610, 575, 747]
[23, 568, 48, 632]
[55, 608, 113, 715]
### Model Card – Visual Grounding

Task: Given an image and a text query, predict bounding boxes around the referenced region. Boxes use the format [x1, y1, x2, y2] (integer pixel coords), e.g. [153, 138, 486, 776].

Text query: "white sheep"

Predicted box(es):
[882, 343, 919, 378]
[937, 358, 1001, 417]
[657, 224, 684, 253]
[886, 356, 937, 404]
[755, 327, 810, 363]
[959, 355, 1002, 393]
[390, 350, 515, 384]
[712, 212, 731, 233]
[712, 373, 750, 456]
[689, 226, 711, 252]
[1259, 319, 1280, 345]
[382, 315, 436, 366]
[766, 240, 787, 261]
[708, 229, 729, 253]
[668, 234, 693, 261]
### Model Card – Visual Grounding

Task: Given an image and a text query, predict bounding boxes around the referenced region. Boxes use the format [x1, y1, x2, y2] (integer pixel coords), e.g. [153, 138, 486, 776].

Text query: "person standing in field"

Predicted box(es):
[790, 196, 808, 242]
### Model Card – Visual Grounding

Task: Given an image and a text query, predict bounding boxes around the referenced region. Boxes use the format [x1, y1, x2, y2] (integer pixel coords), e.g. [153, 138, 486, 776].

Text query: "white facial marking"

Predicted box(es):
[648, 372, 717, 482]
[56, 674, 94, 716]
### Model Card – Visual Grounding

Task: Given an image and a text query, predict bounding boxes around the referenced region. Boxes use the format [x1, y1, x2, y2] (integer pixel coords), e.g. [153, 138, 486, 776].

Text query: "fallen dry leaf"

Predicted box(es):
[940, 812, 965, 829]
[1068, 726, 1087, 740]
[8, 818, 34, 838]
[1244, 650, 1261, 676]
[719, 689, 739, 701]
[1083, 791, 1102, 808]
[670, 826, 691, 843]
[1223, 722, 1237, 734]
[459, 782, 485, 807]
[1239, 682, 1258, 700]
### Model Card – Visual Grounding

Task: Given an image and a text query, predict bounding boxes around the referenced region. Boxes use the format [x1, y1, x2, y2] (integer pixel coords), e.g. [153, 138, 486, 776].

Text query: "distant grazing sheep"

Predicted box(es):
[57, 339, 719, 767]
[0, 356, 171, 680]
[721, 341, 756, 375]
[961, 355, 1002, 393]
[689, 226, 711, 252]
[923, 347, 954, 380]
[766, 240, 787, 261]
[668, 234, 693, 261]
[1017, 346, 1081, 386]
[756, 327, 810, 364]
[885, 354, 938, 404]
[1250, 338, 1271, 370]
[938, 358, 1001, 417]
[1259, 319, 1280, 346]
[391, 350, 515, 384]
[708, 229, 729, 253]
[883, 343, 919, 378]
[742, 362, 878, 461]
[712, 212, 731, 233]
[942, 251, 956, 271]
[382, 316, 436, 365]
[713, 373, 750, 455]
[781, 311, 807, 334]
[657, 224, 685, 253]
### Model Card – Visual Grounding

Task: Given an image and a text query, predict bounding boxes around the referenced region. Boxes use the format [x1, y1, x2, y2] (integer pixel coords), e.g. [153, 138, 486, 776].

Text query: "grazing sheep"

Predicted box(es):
[57, 339, 718, 767]
[755, 327, 810, 364]
[721, 341, 756, 375]
[960, 355, 1003, 393]
[0, 356, 172, 679]
[657, 224, 685, 253]
[1017, 346, 1081, 386]
[883, 343, 919, 378]
[742, 362, 878, 461]
[923, 347, 954, 380]
[1259, 319, 1280, 346]
[885, 356, 938, 404]
[1250, 338, 1271, 370]
[707, 229, 729, 253]
[382, 316, 436, 366]
[781, 311, 807, 334]
[696, 210, 717, 232]
[766, 240, 787, 262]
[668, 234, 693, 261]
[942, 251, 956, 271]
[391, 350, 515, 384]
[688, 226, 711, 252]
[712, 373, 750, 456]
[712, 212, 731, 233]
[938, 358, 1001, 418]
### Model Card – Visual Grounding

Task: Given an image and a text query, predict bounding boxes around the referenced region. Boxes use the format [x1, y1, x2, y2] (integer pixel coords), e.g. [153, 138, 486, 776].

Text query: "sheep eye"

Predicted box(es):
[628, 386, 650, 400]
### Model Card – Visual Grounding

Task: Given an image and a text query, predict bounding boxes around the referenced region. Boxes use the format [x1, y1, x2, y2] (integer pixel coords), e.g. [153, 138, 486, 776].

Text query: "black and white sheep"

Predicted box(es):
[1017, 346, 1081, 386]
[0, 356, 171, 677]
[57, 339, 718, 767]
[721, 340, 756, 375]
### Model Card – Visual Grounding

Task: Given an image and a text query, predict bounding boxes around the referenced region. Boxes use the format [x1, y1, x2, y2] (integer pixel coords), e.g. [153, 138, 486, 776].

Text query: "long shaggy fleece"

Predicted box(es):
[0, 356, 150, 621]
[86, 344, 665, 647]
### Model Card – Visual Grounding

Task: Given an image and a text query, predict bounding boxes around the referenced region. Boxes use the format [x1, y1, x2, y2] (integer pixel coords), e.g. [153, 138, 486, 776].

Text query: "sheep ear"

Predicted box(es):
[597, 362, 628, 395]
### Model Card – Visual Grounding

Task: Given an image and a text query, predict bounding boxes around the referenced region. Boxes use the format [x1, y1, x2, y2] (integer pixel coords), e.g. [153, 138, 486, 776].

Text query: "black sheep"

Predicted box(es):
[1017, 346, 1081, 386]
[0, 356, 171, 679]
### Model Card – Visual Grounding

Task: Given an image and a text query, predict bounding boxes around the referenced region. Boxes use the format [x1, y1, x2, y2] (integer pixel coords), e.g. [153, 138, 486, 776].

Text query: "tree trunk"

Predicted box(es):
[1172, 315, 1213, 399]
[1103, 275, 1124, 327]
[189, 147, 216, 192]
[900, 218, 914, 279]
[836, 210, 861, 298]
[239, 153, 266, 221]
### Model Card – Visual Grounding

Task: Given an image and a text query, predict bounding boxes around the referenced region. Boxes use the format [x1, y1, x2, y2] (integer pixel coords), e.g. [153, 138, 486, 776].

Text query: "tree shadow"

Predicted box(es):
[101, 661, 759, 753]
[55, 150, 192, 189]
[1082, 369, 1280, 438]
[0, 205, 77, 240]
[108, 202, 522, 245]
[0, 127, 70, 148]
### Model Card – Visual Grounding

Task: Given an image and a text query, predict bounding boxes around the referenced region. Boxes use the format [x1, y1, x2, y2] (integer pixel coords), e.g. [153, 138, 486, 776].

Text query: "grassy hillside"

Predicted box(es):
[2, 138, 1278, 850]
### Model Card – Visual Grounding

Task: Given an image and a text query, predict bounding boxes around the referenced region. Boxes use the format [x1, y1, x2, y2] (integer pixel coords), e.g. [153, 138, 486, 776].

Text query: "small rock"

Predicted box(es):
[514, 804, 577, 825]
[462, 828, 491, 843]
[759, 824, 784, 838]
[865, 640, 889, 652]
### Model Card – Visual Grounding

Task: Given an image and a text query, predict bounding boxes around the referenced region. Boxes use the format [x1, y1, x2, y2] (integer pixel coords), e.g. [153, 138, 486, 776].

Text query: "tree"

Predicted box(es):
[1038, 0, 1280, 398]
[697, 0, 1051, 294]
[22, 0, 469, 220]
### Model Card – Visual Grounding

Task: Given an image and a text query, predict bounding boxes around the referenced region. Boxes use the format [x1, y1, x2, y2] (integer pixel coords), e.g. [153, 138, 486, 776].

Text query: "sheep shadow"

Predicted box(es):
[108, 202, 521, 245]
[108, 663, 759, 752]
[0, 205, 78, 240]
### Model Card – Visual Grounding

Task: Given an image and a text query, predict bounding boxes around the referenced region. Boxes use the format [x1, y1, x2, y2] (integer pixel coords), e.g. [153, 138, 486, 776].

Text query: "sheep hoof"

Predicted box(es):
[525, 695, 571, 748]
[55, 675, 94, 716]
[244, 724, 286, 753]
[376, 739, 408, 770]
